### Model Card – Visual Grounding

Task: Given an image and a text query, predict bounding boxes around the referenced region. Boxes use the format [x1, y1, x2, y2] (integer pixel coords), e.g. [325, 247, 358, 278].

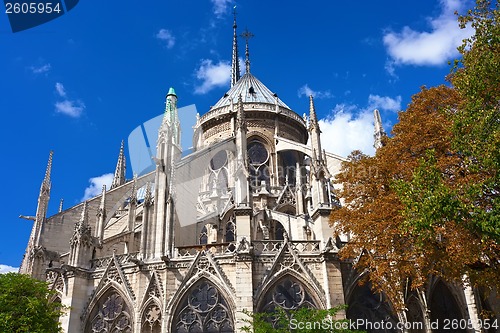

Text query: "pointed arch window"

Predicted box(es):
[225, 219, 236, 242]
[258, 276, 317, 328]
[247, 140, 270, 189]
[141, 302, 162, 333]
[85, 289, 133, 333]
[199, 226, 208, 245]
[172, 280, 234, 333]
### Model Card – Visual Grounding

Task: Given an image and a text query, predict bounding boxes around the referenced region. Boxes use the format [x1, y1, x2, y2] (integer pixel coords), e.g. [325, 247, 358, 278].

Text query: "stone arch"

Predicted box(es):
[170, 278, 235, 333]
[256, 219, 286, 240]
[255, 273, 322, 327]
[140, 299, 162, 333]
[270, 219, 286, 240]
[256, 272, 323, 313]
[405, 293, 427, 333]
[84, 285, 134, 333]
[428, 280, 466, 332]
[275, 203, 297, 216]
[344, 274, 399, 333]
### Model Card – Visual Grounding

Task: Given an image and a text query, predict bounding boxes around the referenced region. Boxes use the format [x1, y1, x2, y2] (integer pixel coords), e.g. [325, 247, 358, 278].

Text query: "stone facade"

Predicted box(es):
[20, 21, 498, 333]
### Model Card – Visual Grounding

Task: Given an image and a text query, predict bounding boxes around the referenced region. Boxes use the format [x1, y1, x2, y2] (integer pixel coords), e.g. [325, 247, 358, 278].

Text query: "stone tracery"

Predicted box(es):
[86, 289, 133, 333]
[172, 280, 234, 333]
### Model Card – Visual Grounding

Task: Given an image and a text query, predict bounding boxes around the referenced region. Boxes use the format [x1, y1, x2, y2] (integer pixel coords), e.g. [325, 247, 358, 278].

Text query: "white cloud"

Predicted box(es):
[0, 264, 18, 274]
[82, 173, 114, 201]
[318, 94, 398, 157]
[30, 63, 51, 74]
[55, 100, 85, 118]
[320, 106, 376, 157]
[55, 82, 66, 97]
[368, 94, 401, 112]
[194, 59, 231, 94]
[383, 0, 473, 67]
[297, 84, 332, 99]
[156, 29, 175, 49]
[211, 0, 233, 17]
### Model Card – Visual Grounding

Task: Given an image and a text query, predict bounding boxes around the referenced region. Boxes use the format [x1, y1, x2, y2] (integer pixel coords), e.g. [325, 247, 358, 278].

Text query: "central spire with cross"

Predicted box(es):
[241, 28, 254, 74]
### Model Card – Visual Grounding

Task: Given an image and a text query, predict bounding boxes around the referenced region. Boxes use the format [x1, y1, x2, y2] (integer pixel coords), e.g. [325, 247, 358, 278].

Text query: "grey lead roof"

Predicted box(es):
[211, 72, 291, 110]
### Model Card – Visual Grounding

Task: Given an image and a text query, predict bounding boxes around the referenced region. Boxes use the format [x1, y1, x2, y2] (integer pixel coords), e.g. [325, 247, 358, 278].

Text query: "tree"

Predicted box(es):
[240, 306, 363, 333]
[0, 273, 64, 333]
[450, 0, 500, 246]
[330, 85, 498, 309]
[330, 0, 500, 311]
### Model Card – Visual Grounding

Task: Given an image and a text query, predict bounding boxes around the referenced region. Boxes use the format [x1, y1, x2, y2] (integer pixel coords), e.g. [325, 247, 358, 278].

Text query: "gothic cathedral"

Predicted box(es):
[20, 16, 496, 333]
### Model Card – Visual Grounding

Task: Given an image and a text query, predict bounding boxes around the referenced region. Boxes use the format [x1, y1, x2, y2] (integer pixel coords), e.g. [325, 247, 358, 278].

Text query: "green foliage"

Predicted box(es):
[240, 306, 364, 333]
[451, 0, 500, 244]
[0, 273, 64, 333]
[394, 150, 463, 246]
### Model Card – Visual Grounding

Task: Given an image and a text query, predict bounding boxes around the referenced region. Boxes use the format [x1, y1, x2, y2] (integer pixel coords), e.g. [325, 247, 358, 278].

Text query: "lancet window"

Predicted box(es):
[141, 302, 161, 333]
[247, 140, 270, 189]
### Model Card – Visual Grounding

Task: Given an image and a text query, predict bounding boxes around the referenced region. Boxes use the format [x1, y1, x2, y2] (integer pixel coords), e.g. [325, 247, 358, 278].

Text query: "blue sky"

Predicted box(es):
[0, 0, 473, 272]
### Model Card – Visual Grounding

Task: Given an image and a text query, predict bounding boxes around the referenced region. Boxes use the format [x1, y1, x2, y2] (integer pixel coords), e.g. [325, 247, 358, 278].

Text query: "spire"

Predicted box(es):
[79, 200, 89, 226]
[111, 140, 126, 189]
[58, 199, 64, 213]
[231, 6, 241, 87]
[236, 94, 246, 130]
[308, 95, 320, 132]
[162, 87, 180, 146]
[373, 109, 386, 150]
[96, 185, 106, 242]
[308, 95, 324, 165]
[241, 28, 254, 74]
[165, 87, 178, 124]
[39, 150, 53, 196]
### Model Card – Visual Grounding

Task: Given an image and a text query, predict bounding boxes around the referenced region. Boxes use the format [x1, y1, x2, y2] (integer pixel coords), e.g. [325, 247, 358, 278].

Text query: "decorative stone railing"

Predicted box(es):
[90, 252, 139, 270]
[199, 104, 306, 128]
[176, 242, 237, 257]
[252, 240, 321, 254]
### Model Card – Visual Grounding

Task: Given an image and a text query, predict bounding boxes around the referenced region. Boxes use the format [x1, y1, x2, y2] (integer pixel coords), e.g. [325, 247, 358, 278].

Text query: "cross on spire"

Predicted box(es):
[241, 28, 254, 74]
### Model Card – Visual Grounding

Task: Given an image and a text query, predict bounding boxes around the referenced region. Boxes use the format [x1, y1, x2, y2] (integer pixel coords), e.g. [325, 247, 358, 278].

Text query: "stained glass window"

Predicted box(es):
[85, 289, 133, 333]
[172, 280, 234, 333]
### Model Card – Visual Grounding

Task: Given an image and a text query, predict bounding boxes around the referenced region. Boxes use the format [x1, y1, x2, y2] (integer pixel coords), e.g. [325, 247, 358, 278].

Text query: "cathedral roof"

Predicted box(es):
[211, 72, 291, 110]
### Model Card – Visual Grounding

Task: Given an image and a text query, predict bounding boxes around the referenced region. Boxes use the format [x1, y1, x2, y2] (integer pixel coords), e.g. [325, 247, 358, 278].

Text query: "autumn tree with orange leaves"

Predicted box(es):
[331, 0, 500, 313]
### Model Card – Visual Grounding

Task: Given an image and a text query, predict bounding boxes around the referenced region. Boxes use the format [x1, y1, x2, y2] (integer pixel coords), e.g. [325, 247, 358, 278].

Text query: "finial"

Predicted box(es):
[167, 87, 176, 97]
[373, 109, 386, 150]
[144, 182, 153, 206]
[79, 201, 89, 226]
[231, 6, 241, 87]
[236, 94, 246, 130]
[111, 140, 126, 189]
[130, 174, 138, 205]
[241, 28, 254, 74]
